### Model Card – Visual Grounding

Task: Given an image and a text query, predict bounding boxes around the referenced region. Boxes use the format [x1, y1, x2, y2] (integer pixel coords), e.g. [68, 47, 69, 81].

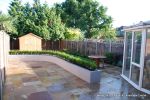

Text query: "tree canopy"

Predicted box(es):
[8, 0, 65, 40]
[55, 0, 115, 39]
[0, 12, 17, 37]
[7, 0, 116, 40]
[64, 28, 84, 40]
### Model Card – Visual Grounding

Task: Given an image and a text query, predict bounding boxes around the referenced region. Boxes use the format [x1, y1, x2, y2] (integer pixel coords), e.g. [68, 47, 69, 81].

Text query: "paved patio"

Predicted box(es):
[4, 59, 150, 100]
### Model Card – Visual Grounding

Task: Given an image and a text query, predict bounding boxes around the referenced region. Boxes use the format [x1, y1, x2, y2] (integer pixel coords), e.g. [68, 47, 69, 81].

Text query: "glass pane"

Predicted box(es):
[123, 32, 132, 77]
[131, 65, 140, 85]
[142, 30, 150, 90]
[132, 31, 142, 64]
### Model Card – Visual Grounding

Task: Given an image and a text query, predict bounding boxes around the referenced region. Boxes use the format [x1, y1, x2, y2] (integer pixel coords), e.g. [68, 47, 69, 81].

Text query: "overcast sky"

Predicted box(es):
[0, 0, 150, 27]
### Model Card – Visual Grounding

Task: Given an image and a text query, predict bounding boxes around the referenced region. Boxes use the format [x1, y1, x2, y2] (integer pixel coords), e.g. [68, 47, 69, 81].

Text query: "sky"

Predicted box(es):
[0, 0, 150, 28]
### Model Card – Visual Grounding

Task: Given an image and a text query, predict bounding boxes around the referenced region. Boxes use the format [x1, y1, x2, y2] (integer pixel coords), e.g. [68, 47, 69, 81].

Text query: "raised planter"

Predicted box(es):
[9, 55, 101, 83]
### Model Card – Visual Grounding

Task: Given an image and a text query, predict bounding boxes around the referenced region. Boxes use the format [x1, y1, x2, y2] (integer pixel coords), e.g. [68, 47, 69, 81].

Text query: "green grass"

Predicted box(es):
[9, 50, 97, 71]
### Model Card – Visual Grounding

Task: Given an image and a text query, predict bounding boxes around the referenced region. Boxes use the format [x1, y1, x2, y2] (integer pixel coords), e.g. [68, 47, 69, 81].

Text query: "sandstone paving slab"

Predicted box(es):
[27, 91, 52, 100]
[49, 91, 71, 100]
[4, 59, 150, 100]
[23, 81, 42, 86]
[47, 69, 56, 73]
[35, 70, 51, 77]
[70, 88, 91, 96]
[22, 76, 39, 83]
[4, 83, 14, 95]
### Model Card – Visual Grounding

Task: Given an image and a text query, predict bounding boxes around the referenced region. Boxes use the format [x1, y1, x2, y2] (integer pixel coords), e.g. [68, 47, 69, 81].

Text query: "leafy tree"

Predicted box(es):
[64, 28, 84, 40]
[8, 0, 65, 40]
[0, 12, 17, 37]
[55, 0, 113, 39]
[92, 26, 116, 40]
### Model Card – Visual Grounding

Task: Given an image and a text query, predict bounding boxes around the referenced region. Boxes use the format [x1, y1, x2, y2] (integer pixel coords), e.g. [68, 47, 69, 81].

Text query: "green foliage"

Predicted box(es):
[9, 50, 97, 70]
[0, 12, 17, 37]
[64, 28, 84, 40]
[55, 0, 113, 38]
[8, 0, 65, 40]
[92, 26, 116, 40]
[104, 52, 122, 67]
[63, 49, 88, 58]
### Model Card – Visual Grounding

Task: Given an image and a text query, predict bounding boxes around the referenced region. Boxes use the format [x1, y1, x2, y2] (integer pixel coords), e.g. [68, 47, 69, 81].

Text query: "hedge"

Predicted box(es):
[9, 50, 97, 71]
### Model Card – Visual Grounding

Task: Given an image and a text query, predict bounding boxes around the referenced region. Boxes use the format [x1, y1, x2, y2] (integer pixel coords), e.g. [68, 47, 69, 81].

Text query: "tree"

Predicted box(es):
[8, 0, 65, 40]
[93, 26, 116, 39]
[64, 28, 84, 40]
[55, 0, 113, 38]
[0, 12, 17, 37]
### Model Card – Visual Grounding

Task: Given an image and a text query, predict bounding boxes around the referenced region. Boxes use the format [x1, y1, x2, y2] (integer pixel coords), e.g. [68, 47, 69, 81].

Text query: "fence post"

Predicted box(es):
[66, 41, 67, 50]
[77, 41, 79, 52]
[96, 41, 98, 55]
[63, 40, 65, 49]
[109, 40, 112, 52]
[70, 41, 72, 50]
[85, 40, 87, 55]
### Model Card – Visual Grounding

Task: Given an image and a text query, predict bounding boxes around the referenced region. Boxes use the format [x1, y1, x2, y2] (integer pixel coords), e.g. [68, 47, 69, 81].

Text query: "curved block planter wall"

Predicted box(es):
[9, 55, 101, 83]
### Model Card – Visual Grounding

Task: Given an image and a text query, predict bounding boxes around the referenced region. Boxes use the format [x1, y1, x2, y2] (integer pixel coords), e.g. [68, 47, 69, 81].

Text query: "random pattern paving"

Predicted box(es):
[4, 59, 150, 100]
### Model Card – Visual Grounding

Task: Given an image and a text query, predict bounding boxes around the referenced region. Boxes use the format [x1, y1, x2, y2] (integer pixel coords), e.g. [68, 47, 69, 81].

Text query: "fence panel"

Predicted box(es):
[63, 39, 124, 56]
[42, 40, 61, 50]
[111, 41, 124, 55]
[10, 38, 124, 56]
[10, 38, 19, 50]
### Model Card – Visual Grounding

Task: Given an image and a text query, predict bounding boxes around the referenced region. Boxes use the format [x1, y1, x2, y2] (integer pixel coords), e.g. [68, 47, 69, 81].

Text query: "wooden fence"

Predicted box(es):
[62, 39, 124, 56]
[42, 40, 63, 50]
[10, 39, 63, 50]
[10, 38, 19, 50]
[10, 38, 124, 56]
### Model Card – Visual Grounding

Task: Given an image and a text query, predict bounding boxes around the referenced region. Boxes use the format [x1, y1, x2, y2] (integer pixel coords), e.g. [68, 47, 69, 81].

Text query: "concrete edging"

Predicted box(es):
[9, 55, 101, 83]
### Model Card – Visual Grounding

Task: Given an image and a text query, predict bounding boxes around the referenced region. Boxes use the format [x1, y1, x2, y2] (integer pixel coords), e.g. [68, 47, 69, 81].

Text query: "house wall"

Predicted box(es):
[0, 31, 10, 100]
[19, 34, 42, 51]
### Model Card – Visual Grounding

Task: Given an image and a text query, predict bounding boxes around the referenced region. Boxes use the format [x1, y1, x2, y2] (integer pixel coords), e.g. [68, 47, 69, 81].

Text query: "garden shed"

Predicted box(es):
[19, 33, 42, 51]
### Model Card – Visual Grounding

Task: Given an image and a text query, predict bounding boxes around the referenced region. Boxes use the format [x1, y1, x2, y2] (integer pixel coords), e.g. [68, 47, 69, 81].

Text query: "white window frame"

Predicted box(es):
[122, 28, 150, 95]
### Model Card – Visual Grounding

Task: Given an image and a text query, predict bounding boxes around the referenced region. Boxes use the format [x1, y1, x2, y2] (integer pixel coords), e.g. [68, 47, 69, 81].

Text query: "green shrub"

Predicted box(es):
[9, 50, 97, 71]
[62, 49, 88, 58]
[104, 52, 123, 67]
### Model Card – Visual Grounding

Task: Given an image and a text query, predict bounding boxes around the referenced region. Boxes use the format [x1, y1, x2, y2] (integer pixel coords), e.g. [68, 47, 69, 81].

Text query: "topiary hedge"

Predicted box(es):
[9, 50, 97, 71]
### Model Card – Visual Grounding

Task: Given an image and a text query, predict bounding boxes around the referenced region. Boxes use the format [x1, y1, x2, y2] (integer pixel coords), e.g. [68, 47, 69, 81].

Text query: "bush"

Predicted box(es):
[10, 50, 97, 71]
[62, 49, 88, 58]
[104, 52, 123, 67]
